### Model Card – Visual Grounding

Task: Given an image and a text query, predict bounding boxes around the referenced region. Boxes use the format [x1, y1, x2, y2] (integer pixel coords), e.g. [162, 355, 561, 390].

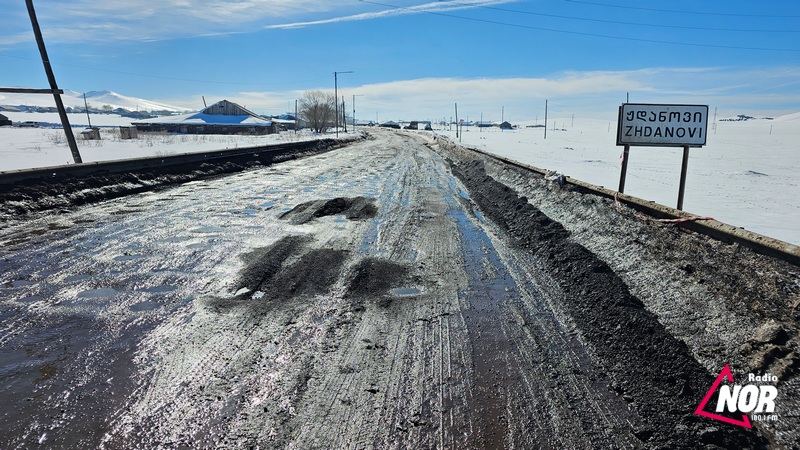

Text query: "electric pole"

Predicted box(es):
[544, 99, 548, 140]
[26, 0, 82, 163]
[333, 71, 352, 137]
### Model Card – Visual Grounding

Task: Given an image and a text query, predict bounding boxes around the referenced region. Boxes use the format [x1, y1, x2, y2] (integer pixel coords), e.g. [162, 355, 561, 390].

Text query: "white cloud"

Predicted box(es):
[10, 1, 520, 43]
[264, 0, 520, 30]
[153, 67, 799, 120]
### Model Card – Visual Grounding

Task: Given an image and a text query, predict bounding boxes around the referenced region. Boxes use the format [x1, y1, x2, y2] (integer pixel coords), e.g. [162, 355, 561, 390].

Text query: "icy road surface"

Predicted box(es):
[1, 130, 794, 448]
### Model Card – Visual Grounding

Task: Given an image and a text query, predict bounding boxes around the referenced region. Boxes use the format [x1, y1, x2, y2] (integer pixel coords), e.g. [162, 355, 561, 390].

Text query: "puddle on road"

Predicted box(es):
[0, 316, 143, 448]
[158, 235, 192, 244]
[76, 288, 119, 299]
[1, 236, 32, 247]
[445, 186, 520, 449]
[129, 300, 162, 312]
[113, 254, 146, 262]
[64, 274, 91, 282]
[191, 226, 226, 234]
[138, 285, 178, 294]
[110, 209, 145, 216]
[390, 287, 422, 297]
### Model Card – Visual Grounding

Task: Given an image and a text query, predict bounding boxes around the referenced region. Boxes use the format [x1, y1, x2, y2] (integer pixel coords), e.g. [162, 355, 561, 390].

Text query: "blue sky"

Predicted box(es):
[2, 0, 799, 121]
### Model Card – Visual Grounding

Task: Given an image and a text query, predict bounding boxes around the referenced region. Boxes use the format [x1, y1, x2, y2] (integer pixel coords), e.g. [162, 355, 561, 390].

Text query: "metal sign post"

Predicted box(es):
[677, 145, 691, 210]
[618, 144, 630, 193]
[616, 103, 709, 210]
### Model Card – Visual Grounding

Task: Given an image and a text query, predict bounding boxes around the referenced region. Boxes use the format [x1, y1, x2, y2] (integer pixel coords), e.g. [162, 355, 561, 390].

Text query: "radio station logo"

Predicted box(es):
[694, 364, 779, 428]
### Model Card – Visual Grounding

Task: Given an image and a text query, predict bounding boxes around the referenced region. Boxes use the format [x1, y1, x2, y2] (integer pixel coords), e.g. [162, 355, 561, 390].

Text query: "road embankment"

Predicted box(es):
[0, 135, 364, 218]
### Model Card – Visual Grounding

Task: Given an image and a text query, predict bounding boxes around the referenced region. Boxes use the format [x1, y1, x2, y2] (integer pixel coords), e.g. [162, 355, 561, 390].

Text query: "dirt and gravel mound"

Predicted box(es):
[279, 196, 378, 224]
[345, 257, 411, 309]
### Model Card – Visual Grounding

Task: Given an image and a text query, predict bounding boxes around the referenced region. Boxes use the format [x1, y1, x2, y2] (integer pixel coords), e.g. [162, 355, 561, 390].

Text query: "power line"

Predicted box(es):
[0, 52, 328, 87]
[358, 0, 800, 52]
[563, 0, 800, 18]
[453, 2, 800, 33]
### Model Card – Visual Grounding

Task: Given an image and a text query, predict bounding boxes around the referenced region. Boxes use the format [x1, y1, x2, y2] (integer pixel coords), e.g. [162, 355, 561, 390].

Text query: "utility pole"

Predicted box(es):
[333, 71, 352, 137]
[455, 103, 459, 140]
[26, 0, 82, 163]
[353, 94, 363, 130]
[544, 99, 548, 140]
[713, 107, 718, 134]
[342, 97, 347, 133]
[294, 99, 298, 135]
[83, 93, 92, 129]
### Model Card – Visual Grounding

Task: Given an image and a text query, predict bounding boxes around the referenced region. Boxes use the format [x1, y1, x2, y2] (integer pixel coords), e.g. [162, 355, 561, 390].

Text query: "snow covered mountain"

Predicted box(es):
[0, 89, 188, 113]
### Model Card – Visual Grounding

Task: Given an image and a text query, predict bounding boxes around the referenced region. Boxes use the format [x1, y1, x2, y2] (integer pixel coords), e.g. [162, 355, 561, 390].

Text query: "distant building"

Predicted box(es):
[270, 114, 305, 131]
[132, 100, 277, 135]
[379, 121, 401, 129]
[0, 113, 11, 126]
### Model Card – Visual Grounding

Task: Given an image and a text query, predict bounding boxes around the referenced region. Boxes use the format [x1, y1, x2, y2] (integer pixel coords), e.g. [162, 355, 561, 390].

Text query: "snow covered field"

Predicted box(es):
[437, 113, 800, 246]
[1, 110, 798, 245]
[0, 111, 325, 170]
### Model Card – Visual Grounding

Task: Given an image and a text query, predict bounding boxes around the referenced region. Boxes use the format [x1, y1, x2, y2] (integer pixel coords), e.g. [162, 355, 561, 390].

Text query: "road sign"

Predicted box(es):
[617, 103, 709, 147]
[616, 103, 710, 210]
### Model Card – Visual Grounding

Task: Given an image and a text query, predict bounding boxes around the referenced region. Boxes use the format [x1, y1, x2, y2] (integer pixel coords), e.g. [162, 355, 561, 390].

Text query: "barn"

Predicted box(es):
[132, 100, 277, 135]
[0, 113, 12, 126]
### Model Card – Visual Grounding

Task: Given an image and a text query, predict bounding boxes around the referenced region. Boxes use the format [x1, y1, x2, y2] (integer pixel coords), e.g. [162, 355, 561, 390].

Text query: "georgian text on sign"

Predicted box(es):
[617, 104, 709, 147]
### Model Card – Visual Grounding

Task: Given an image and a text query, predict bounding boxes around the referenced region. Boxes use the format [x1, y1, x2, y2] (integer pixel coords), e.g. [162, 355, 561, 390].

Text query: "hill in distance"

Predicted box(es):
[0, 89, 188, 113]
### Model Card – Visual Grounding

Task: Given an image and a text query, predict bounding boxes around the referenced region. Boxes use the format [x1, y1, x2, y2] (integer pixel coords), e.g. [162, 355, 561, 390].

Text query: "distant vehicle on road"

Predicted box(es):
[18, 121, 40, 128]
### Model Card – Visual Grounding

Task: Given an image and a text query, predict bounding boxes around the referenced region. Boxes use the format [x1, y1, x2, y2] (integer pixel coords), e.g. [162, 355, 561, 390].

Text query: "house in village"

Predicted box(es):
[131, 100, 278, 135]
[403, 121, 432, 130]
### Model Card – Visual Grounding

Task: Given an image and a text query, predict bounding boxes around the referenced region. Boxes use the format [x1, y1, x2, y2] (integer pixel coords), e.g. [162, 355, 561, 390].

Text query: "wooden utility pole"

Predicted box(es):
[25, 0, 82, 163]
[83, 93, 92, 128]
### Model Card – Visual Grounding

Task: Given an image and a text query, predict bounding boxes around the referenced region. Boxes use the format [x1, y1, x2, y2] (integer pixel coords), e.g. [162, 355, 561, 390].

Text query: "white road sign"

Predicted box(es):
[617, 103, 709, 147]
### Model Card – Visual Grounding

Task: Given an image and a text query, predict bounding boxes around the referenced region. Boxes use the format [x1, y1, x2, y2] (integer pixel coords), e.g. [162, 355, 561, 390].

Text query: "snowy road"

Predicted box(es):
[1, 130, 793, 448]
